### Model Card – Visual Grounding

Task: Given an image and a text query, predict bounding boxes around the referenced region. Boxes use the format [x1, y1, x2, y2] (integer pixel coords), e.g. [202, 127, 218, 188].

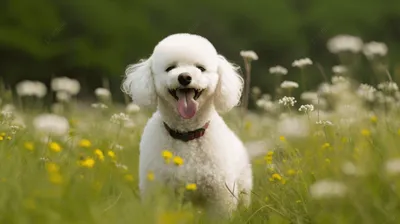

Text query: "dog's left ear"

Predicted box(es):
[214, 55, 244, 113]
[121, 58, 157, 107]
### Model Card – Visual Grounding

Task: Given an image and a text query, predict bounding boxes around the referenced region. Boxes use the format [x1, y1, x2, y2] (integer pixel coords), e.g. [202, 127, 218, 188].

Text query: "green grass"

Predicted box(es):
[1, 78, 400, 224]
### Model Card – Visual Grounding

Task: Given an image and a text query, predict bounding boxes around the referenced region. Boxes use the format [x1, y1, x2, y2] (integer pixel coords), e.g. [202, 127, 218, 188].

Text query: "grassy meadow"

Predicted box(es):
[1, 37, 400, 224]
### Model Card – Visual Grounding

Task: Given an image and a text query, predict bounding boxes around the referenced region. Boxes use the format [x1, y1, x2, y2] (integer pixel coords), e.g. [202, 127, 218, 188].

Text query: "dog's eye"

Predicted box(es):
[165, 65, 176, 72]
[196, 65, 206, 72]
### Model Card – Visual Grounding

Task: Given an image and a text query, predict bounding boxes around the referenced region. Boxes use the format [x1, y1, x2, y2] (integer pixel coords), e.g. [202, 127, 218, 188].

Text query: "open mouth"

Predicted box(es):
[167, 88, 205, 119]
[168, 88, 204, 101]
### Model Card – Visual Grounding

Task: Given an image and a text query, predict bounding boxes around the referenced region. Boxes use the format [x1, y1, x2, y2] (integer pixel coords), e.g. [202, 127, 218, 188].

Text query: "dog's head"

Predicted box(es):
[122, 33, 243, 119]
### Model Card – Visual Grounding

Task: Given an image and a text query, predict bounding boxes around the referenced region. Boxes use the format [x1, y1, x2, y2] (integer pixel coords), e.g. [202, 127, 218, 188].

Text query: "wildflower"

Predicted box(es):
[0, 132, 5, 137]
[322, 143, 331, 149]
[51, 77, 81, 95]
[94, 88, 111, 100]
[299, 104, 314, 113]
[124, 174, 134, 182]
[24, 142, 35, 151]
[277, 117, 309, 138]
[278, 96, 297, 106]
[316, 120, 334, 126]
[269, 65, 288, 75]
[0, 136, 3, 141]
[370, 115, 378, 123]
[126, 103, 140, 114]
[115, 163, 128, 170]
[363, 41, 388, 59]
[377, 81, 398, 92]
[79, 157, 95, 168]
[107, 150, 116, 159]
[46, 162, 60, 173]
[110, 113, 130, 125]
[33, 114, 69, 136]
[357, 84, 377, 102]
[332, 65, 348, 74]
[309, 179, 347, 199]
[300, 91, 319, 102]
[94, 149, 105, 161]
[15, 80, 47, 98]
[6, 136, 11, 140]
[91, 103, 108, 109]
[147, 171, 155, 181]
[240, 50, 258, 61]
[385, 158, 400, 175]
[287, 169, 296, 176]
[173, 156, 184, 166]
[280, 81, 299, 89]
[79, 139, 92, 148]
[186, 183, 197, 191]
[271, 173, 282, 181]
[361, 129, 371, 137]
[292, 58, 313, 68]
[279, 136, 285, 142]
[48, 142, 62, 152]
[162, 150, 173, 163]
[327, 34, 363, 53]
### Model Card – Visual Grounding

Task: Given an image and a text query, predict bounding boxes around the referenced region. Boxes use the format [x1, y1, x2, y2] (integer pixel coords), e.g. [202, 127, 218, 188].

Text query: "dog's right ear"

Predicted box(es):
[121, 58, 157, 107]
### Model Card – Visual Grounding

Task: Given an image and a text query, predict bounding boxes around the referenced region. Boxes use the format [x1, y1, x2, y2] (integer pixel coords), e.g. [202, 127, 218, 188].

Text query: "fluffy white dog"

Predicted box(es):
[122, 33, 252, 216]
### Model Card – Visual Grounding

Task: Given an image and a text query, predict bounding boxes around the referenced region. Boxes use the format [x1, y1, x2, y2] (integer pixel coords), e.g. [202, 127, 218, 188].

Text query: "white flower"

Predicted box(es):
[332, 65, 348, 74]
[277, 117, 309, 138]
[0, 110, 14, 122]
[51, 77, 81, 95]
[385, 158, 400, 175]
[301, 92, 319, 102]
[110, 113, 130, 125]
[341, 161, 364, 176]
[278, 96, 297, 107]
[115, 162, 128, 170]
[327, 34, 363, 53]
[269, 66, 288, 75]
[280, 81, 299, 89]
[110, 144, 124, 151]
[251, 86, 261, 96]
[124, 119, 136, 129]
[292, 58, 313, 68]
[299, 104, 314, 113]
[377, 81, 399, 92]
[126, 103, 140, 114]
[2, 104, 15, 112]
[16, 80, 47, 98]
[309, 179, 347, 199]
[357, 84, 376, 102]
[316, 120, 333, 126]
[240, 50, 258, 60]
[363, 41, 388, 59]
[331, 76, 348, 85]
[95, 88, 111, 100]
[56, 91, 71, 102]
[91, 103, 108, 109]
[33, 114, 69, 136]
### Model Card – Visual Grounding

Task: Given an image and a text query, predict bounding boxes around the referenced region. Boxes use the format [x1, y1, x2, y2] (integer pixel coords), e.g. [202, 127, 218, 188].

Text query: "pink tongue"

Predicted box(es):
[176, 90, 198, 119]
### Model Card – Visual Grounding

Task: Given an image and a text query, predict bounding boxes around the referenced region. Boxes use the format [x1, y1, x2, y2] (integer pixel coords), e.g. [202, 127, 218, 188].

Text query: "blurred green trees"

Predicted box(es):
[1, 0, 399, 100]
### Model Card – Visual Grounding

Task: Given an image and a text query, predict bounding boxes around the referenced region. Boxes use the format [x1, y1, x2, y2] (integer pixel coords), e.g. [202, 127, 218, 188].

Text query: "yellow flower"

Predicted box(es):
[79, 157, 95, 168]
[271, 173, 282, 181]
[107, 150, 116, 159]
[267, 151, 274, 156]
[279, 136, 285, 142]
[287, 169, 296, 176]
[124, 174, 134, 182]
[0, 136, 3, 141]
[370, 115, 378, 123]
[361, 129, 371, 137]
[94, 149, 105, 161]
[49, 173, 63, 184]
[46, 162, 60, 173]
[79, 139, 92, 148]
[173, 156, 184, 166]
[0, 132, 5, 137]
[6, 136, 11, 140]
[322, 142, 330, 149]
[24, 142, 35, 151]
[186, 183, 197, 191]
[162, 150, 173, 163]
[49, 142, 62, 152]
[147, 171, 155, 181]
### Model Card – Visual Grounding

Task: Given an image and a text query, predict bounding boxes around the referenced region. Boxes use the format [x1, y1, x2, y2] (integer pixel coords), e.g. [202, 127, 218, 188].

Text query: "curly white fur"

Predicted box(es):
[122, 33, 252, 217]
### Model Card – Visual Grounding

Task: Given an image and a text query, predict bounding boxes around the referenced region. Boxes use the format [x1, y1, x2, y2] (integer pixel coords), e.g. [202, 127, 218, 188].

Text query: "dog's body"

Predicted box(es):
[122, 33, 252, 216]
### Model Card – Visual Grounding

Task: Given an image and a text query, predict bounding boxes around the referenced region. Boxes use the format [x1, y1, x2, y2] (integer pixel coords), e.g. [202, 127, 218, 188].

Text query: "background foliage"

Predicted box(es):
[1, 0, 400, 100]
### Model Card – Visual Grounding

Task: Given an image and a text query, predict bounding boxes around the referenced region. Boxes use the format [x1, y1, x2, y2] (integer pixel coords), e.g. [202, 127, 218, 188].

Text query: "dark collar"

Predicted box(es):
[163, 121, 210, 142]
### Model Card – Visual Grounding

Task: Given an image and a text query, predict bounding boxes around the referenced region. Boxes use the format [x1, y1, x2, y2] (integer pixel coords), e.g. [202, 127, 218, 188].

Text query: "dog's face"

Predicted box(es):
[122, 33, 243, 120]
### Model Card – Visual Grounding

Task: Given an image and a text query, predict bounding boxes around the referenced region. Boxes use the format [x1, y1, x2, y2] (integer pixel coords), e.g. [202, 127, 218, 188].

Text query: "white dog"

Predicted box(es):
[122, 33, 252, 216]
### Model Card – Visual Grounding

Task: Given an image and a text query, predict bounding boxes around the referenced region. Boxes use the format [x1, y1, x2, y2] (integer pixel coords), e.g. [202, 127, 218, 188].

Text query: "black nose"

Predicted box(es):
[178, 73, 192, 86]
